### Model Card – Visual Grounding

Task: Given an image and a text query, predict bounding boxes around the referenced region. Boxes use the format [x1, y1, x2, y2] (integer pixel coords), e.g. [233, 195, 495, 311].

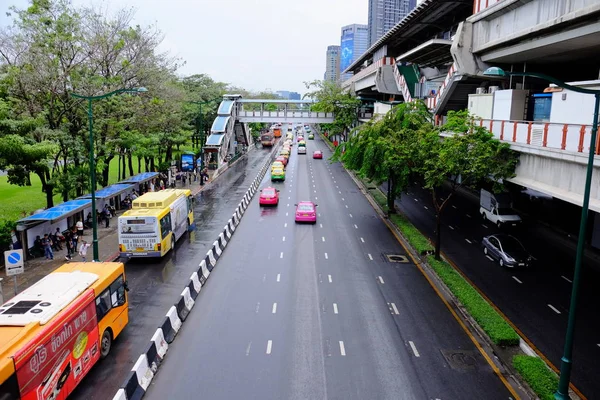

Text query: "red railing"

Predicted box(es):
[467, 119, 600, 155]
[473, 0, 504, 14]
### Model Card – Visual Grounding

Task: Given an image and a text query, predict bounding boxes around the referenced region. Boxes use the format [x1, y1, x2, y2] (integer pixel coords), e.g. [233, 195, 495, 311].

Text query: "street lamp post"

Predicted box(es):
[484, 67, 600, 399]
[71, 87, 148, 262]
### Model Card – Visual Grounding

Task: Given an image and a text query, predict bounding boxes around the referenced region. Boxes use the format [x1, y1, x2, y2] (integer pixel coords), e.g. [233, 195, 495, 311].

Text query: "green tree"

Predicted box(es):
[304, 80, 360, 143]
[417, 110, 519, 259]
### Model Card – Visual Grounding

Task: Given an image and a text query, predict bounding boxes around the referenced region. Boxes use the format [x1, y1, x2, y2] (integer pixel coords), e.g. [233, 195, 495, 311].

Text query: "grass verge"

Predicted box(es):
[513, 355, 558, 400]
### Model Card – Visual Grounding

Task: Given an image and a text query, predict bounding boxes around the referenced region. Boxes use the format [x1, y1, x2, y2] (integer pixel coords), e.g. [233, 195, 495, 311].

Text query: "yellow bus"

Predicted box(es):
[0, 262, 128, 399]
[118, 189, 194, 258]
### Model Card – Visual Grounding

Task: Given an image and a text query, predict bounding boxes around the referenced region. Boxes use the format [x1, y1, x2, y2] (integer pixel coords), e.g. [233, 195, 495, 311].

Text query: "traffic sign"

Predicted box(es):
[4, 249, 24, 277]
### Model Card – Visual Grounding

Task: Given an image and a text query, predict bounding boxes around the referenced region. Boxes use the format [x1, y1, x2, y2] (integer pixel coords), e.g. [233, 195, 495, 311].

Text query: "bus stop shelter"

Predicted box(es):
[118, 172, 160, 193]
[79, 183, 135, 212]
[16, 199, 92, 259]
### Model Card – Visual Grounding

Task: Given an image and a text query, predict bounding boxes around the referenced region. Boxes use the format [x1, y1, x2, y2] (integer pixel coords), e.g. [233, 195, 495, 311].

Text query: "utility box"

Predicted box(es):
[492, 89, 528, 121]
[468, 93, 494, 119]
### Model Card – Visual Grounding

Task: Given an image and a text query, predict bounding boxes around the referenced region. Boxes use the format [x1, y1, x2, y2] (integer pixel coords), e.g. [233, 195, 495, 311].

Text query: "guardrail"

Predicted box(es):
[469, 119, 600, 155]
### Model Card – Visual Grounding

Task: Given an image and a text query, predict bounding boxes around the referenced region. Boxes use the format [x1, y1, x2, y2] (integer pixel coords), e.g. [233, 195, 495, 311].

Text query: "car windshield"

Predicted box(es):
[262, 189, 275, 196]
[500, 237, 527, 255]
[298, 204, 314, 211]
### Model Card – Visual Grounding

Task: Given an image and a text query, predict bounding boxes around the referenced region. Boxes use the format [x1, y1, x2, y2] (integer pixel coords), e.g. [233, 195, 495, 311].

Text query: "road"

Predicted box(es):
[145, 131, 516, 400]
[71, 146, 273, 400]
[394, 181, 600, 398]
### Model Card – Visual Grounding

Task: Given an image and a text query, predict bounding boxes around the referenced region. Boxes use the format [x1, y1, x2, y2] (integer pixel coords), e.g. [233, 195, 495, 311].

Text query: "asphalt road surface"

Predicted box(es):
[145, 131, 515, 400]
[71, 146, 273, 400]
[394, 181, 600, 398]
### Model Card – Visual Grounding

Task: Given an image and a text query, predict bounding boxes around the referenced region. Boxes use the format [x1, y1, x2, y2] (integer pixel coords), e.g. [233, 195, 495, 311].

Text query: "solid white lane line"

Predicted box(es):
[322, 236, 326, 242]
[328, 275, 332, 283]
[333, 303, 338, 314]
[266, 340, 273, 354]
[562, 275, 573, 283]
[272, 303, 277, 314]
[449, 225, 455, 230]
[378, 276, 385, 284]
[409, 341, 420, 357]
[512, 276, 523, 284]
[424, 206, 428, 210]
[360, 237, 365, 243]
[280, 252, 284, 259]
[354, 224, 358, 229]
[246, 342, 252, 356]
[255, 302, 260, 313]
[276, 273, 281, 282]
[486, 255, 494, 261]
[320, 223, 323, 228]
[368, 253, 373, 260]
[465, 239, 472, 244]
[548, 304, 561, 314]
[324, 252, 328, 259]
[339, 341, 346, 356]
[349, 213, 353, 218]
[390, 303, 400, 315]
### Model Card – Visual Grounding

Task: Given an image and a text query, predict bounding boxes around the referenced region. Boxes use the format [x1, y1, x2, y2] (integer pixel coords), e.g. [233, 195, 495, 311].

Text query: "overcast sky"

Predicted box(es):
[1, 0, 367, 95]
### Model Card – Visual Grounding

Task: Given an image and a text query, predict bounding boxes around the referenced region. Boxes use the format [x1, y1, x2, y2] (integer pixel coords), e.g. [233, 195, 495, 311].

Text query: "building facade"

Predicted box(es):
[340, 24, 369, 82]
[276, 91, 301, 100]
[368, 0, 417, 47]
[324, 45, 341, 83]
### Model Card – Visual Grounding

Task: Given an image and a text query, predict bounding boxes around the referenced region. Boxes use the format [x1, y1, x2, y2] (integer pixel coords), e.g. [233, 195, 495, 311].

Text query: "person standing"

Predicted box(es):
[79, 240, 91, 262]
[41, 234, 54, 260]
[103, 204, 111, 228]
[64, 230, 73, 261]
[76, 219, 84, 237]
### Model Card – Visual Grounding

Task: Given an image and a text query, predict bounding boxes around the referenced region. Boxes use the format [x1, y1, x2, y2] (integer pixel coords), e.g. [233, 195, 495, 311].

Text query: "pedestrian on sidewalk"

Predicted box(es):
[53, 227, 64, 250]
[76, 219, 84, 237]
[103, 204, 111, 228]
[41, 234, 54, 260]
[79, 240, 91, 262]
[71, 227, 79, 250]
[193, 168, 197, 182]
[64, 230, 73, 261]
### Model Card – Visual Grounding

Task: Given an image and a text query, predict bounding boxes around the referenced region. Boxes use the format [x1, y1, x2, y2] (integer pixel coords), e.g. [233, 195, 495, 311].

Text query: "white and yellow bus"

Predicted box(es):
[118, 189, 194, 258]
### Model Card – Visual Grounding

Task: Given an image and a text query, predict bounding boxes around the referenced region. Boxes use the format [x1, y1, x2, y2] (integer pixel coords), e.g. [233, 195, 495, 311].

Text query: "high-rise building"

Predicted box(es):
[324, 45, 341, 83]
[339, 24, 369, 81]
[276, 91, 301, 100]
[368, 0, 417, 47]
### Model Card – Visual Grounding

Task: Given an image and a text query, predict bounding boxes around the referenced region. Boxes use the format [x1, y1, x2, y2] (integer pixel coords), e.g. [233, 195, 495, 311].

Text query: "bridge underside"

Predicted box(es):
[237, 111, 334, 123]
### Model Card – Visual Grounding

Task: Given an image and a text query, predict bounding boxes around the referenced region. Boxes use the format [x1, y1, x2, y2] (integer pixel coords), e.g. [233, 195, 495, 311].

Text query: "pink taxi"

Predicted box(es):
[294, 201, 317, 223]
[259, 187, 280, 206]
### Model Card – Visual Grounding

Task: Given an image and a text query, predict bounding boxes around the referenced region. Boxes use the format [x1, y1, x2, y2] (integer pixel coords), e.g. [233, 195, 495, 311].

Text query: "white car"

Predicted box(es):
[297, 146, 307, 154]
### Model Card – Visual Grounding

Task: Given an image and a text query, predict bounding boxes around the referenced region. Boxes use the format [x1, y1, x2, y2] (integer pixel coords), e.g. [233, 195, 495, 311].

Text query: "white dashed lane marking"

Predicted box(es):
[378, 276, 385, 284]
[333, 303, 338, 314]
[266, 340, 273, 354]
[548, 304, 561, 314]
[276, 274, 281, 282]
[409, 341, 420, 357]
[339, 341, 346, 356]
[368, 253, 373, 260]
[324, 253, 328, 259]
[512, 276, 523, 284]
[328, 275, 333, 283]
[272, 303, 277, 314]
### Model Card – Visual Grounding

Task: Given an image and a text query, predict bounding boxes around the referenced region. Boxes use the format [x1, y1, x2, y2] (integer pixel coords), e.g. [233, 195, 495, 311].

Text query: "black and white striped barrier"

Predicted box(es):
[112, 147, 278, 400]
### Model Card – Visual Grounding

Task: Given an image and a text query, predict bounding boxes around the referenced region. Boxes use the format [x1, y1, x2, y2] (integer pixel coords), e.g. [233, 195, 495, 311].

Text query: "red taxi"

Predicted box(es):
[259, 187, 280, 206]
[313, 150, 323, 159]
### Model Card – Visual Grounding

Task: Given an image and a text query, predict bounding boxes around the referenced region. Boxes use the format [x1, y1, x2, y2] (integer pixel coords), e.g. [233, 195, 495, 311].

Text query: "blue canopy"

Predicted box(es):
[18, 199, 92, 224]
[118, 172, 159, 184]
[217, 100, 235, 115]
[211, 116, 230, 133]
[80, 183, 134, 200]
[206, 134, 225, 146]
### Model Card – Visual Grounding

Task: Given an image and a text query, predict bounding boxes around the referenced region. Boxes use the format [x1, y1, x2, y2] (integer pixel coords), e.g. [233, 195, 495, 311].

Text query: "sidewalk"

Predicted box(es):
[0, 148, 255, 301]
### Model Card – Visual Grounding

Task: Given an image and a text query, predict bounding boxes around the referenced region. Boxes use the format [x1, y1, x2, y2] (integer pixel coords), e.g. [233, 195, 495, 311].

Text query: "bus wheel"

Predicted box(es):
[100, 330, 112, 358]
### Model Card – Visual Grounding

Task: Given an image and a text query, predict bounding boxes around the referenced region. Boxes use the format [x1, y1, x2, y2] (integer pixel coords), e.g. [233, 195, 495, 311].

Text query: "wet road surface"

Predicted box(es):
[144, 132, 515, 400]
[394, 181, 600, 399]
[70, 147, 273, 400]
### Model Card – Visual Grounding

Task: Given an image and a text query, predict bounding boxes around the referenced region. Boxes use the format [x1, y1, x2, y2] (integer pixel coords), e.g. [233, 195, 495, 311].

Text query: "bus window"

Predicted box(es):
[160, 213, 172, 239]
[187, 196, 192, 211]
[96, 275, 126, 321]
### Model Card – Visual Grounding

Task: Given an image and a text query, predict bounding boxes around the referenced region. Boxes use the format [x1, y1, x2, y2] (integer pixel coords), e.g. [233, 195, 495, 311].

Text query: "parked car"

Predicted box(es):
[482, 234, 533, 267]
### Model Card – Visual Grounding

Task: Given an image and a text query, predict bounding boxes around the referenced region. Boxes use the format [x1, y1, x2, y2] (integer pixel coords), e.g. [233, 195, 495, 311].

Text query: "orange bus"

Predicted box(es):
[260, 131, 275, 147]
[273, 127, 281, 138]
[0, 262, 129, 399]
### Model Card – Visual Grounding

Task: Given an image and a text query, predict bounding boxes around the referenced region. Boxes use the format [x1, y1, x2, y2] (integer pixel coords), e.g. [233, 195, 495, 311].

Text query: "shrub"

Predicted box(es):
[390, 214, 433, 255]
[426, 256, 519, 346]
[513, 355, 558, 400]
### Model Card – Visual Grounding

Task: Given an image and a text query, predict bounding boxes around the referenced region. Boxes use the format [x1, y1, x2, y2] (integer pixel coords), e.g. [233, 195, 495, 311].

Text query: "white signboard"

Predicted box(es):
[4, 249, 24, 276]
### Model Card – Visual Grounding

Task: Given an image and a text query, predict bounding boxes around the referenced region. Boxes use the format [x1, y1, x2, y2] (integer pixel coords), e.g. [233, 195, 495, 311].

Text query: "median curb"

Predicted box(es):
[111, 141, 281, 400]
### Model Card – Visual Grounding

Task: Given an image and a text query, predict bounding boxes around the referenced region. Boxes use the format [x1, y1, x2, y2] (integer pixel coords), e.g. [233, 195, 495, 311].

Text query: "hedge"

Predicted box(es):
[513, 355, 558, 400]
[426, 256, 520, 346]
[390, 213, 433, 255]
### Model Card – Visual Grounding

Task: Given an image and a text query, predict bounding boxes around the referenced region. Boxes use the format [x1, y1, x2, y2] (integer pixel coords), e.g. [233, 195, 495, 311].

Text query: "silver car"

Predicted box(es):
[482, 234, 533, 268]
